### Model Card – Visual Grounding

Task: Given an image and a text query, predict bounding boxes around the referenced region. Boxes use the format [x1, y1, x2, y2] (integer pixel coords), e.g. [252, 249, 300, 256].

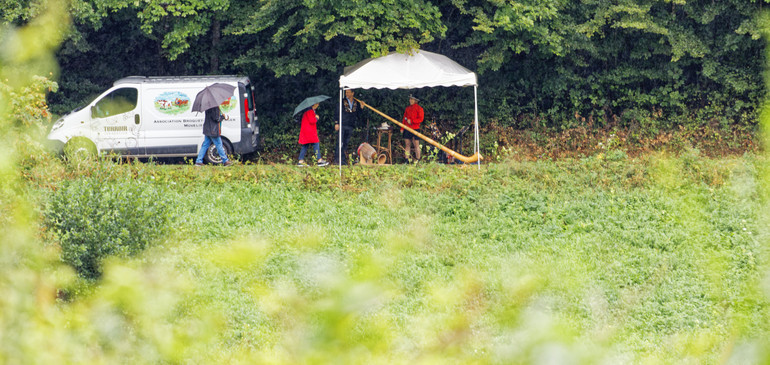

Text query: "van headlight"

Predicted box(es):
[50, 117, 65, 131]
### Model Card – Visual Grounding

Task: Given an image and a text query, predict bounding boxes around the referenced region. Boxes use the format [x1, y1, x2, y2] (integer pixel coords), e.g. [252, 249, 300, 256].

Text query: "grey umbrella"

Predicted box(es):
[293, 95, 331, 116]
[192, 83, 237, 113]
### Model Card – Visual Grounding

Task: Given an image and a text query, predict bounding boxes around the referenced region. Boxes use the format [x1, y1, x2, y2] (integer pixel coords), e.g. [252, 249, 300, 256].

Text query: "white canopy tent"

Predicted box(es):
[337, 50, 480, 171]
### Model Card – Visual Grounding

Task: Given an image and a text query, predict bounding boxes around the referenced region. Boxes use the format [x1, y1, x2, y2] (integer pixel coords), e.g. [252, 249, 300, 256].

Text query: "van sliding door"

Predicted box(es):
[143, 87, 202, 156]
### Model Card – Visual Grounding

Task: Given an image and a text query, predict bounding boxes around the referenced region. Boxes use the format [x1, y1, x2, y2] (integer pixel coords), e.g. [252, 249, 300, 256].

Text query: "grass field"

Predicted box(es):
[11, 150, 766, 364]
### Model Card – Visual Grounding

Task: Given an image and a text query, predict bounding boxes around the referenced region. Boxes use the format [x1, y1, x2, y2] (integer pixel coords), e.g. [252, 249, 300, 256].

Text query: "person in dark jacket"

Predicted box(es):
[334, 89, 364, 165]
[195, 106, 231, 166]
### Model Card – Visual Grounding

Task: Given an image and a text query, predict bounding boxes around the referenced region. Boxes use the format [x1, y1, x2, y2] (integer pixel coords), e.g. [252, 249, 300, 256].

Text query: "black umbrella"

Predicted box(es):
[293, 95, 331, 116]
[192, 83, 237, 113]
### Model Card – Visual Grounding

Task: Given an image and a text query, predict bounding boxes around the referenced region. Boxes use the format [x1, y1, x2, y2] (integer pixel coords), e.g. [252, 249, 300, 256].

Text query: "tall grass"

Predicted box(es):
[26, 155, 767, 363]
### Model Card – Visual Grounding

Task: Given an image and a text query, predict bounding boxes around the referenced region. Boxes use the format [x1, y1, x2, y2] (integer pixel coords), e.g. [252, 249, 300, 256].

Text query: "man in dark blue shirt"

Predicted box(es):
[334, 89, 363, 165]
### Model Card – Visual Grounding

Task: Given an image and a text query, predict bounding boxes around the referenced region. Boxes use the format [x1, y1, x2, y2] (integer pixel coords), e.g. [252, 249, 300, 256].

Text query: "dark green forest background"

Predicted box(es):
[3, 0, 767, 146]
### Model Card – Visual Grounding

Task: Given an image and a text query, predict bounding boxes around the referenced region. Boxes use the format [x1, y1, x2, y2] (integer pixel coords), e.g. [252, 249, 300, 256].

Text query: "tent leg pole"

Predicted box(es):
[474, 86, 480, 170]
[339, 89, 343, 177]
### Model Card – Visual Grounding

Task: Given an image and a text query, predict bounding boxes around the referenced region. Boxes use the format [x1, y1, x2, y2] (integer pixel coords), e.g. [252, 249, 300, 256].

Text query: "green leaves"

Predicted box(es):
[452, 0, 564, 71]
[15, 0, 765, 133]
[44, 176, 174, 278]
[230, 0, 446, 76]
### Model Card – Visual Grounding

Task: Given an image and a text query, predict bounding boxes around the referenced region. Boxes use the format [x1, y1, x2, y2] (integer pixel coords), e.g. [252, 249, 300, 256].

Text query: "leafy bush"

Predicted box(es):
[44, 177, 173, 279]
[0, 76, 60, 169]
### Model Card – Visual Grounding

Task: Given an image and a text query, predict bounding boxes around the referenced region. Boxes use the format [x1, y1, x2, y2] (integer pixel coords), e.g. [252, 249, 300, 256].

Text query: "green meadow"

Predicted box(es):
[9, 152, 766, 363]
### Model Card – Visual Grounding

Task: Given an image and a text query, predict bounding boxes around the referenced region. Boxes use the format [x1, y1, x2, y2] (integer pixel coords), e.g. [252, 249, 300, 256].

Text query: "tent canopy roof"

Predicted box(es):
[339, 50, 477, 90]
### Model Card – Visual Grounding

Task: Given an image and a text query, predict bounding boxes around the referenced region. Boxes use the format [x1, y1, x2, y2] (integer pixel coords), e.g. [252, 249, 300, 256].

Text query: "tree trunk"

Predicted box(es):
[210, 19, 221, 73]
[157, 40, 167, 75]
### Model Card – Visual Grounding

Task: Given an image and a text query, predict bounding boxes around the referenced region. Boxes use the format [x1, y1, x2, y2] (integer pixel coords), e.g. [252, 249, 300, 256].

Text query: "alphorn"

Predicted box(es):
[355, 98, 481, 164]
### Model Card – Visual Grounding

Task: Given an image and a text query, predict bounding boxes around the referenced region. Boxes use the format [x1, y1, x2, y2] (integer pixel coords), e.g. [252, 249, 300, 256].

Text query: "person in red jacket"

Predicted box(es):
[401, 94, 424, 163]
[297, 103, 329, 167]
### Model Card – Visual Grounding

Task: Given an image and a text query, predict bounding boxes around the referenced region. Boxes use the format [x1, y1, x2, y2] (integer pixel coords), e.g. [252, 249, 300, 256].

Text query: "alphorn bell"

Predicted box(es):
[355, 98, 481, 164]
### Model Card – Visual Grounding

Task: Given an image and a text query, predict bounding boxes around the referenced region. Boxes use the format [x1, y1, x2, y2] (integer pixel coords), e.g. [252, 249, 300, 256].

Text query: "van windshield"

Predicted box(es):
[93, 87, 138, 118]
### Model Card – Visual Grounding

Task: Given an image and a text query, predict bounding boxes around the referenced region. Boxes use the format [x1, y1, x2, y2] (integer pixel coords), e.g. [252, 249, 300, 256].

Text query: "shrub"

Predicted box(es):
[44, 177, 173, 279]
[0, 76, 60, 172]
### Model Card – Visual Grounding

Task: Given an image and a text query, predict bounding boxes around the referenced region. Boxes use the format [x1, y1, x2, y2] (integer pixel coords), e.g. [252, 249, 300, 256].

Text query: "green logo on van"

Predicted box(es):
[154, 92, 190, 115]
[219, 96, 237, 113]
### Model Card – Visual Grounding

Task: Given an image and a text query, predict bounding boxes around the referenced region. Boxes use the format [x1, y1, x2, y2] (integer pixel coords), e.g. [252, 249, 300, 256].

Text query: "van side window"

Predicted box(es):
[93, 88, 138, 118]
[241, 84, 254, 111]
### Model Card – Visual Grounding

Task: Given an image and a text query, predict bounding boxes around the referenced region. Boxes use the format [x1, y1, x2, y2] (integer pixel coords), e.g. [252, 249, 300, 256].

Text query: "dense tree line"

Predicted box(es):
[3, 0, 766, 138]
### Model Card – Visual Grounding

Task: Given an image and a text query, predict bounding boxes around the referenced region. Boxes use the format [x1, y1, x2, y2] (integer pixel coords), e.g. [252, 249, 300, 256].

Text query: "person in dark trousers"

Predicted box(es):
[195, 106, 231, 166]
[334, 89, 364, 165]
[297, 103, 329, 167]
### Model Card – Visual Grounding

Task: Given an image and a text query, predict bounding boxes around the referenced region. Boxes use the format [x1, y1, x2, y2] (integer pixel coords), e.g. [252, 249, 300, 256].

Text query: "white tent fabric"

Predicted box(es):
[337, 50, 480, 171]
[339, 50, 477, 89]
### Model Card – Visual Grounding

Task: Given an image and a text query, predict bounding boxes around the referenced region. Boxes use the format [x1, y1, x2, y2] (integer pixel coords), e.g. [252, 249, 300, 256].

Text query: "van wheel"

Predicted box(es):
[63, 138, 96, 161]
[203, 140, 233, 164]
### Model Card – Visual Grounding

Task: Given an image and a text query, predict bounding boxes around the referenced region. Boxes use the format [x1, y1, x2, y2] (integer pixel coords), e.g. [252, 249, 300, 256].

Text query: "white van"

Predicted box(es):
[48, 75, 260, 163]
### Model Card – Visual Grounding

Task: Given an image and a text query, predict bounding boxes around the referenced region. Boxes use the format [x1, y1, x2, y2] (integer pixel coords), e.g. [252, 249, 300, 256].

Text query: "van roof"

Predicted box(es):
[114, 75, 249, 86]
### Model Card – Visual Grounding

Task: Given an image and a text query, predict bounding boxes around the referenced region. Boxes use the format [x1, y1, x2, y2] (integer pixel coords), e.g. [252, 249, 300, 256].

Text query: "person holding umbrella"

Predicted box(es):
[193, 83, 236, 166]
[296, 99, 329, 167]
[195, 106, 231, 166]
